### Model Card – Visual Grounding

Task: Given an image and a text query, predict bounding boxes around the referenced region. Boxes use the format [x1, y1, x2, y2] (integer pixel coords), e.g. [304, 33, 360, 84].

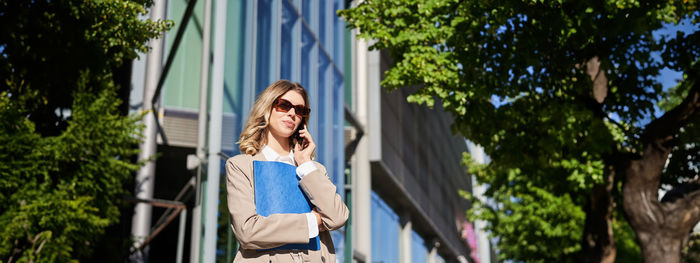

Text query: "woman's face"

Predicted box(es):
[268, 90, 305, 139]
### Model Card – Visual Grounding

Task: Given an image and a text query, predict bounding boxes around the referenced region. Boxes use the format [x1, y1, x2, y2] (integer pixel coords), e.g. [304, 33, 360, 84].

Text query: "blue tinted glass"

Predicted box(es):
[217, 2, 249, 258]
[280, 1, 298, 80]
[333, 0, 344, 72]
[435, 253, 446, 263]
[318, 0, 326, 47]
[301, 28, 314, 89]
[371, 191, 400, 263]
[332, 70, 344, 193]
[301, 26, 317, 134]
[331, 230, 345, 263]
[255, 0, 273, 95]
[291, 0, 301, 11]
[411, 230, 427, 263]
[302, 0, 313, 27]
[222, 0, 248, 140]
[301, 27, 315, 101]
[316, 52, 330, 166]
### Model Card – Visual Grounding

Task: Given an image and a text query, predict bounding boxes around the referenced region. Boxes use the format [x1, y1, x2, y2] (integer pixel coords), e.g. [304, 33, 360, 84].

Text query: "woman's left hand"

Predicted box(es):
[294, 125, 315, 165]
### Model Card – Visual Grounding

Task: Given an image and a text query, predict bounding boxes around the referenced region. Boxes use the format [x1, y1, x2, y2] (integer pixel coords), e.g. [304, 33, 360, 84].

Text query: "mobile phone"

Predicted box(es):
[293, 125, 305, 147]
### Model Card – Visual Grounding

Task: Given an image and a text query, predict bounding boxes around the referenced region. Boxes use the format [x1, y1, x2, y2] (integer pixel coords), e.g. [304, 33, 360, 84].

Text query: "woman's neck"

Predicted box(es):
[265, 130, 291, 156]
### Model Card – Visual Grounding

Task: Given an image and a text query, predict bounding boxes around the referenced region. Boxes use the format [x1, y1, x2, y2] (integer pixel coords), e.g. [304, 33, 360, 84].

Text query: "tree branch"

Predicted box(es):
[664, 184, 700, 234]
[641, 71, 700, 148]
[661, 180, 700, 203]
[579, 57, 641, 143]
[604, 113, 640, 141]
[684, 188, 700, 217]
[578, 94, 641, 144]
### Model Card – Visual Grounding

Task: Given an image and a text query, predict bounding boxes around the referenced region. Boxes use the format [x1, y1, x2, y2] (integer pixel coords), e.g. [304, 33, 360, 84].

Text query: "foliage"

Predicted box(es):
[0, 0, 171, 261]
[683, 232, 700, 263]
[612, 210, 642, 263]
[659, 80, 699, 185]
[0, 0, 172, 136]
[0, 74, 142, 261]
[462, 153, 586, 261]
[341, 0, 698, 261]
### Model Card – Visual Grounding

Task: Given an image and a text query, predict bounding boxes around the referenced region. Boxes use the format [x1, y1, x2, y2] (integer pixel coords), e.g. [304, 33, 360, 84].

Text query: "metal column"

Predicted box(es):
[202, 0, 227, 261]
[399, 213, 413, 263]
[131, 0, 167, 260]
[190, 0, 213, 260]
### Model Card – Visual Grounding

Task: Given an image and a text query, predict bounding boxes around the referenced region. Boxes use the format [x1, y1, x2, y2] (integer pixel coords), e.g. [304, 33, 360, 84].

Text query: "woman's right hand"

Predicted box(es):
[294, 125, 316, 165]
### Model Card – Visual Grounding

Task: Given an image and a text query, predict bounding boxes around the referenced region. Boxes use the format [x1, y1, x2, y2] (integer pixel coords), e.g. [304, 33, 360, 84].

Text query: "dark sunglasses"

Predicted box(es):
[273, 98, 310, 117]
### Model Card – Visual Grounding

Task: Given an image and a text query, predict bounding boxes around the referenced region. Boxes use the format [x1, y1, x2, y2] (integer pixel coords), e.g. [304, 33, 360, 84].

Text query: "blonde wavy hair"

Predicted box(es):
[238, 80, 310, 155]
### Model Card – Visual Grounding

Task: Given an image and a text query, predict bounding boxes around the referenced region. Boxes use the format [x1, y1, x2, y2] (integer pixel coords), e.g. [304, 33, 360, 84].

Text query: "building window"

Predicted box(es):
[435, 253, 447, 263]
[218, 0, 347, 261]
[411, 230, 428, 263]
[372, 191, 400, 263]
[255, 0, 275, 95]
[280, 0, 298, 80]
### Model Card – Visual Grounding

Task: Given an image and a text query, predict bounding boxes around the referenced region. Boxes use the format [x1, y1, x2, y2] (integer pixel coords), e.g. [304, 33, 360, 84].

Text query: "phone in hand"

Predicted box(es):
[293, 125, 306, 148]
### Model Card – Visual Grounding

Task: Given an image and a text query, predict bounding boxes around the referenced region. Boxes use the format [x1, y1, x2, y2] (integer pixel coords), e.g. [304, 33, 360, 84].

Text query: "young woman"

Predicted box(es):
[225, 80, 349, 262]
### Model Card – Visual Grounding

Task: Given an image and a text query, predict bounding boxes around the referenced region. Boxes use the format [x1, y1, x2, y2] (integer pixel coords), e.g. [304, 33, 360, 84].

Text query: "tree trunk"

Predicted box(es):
[637, 230, 684, 263]
[623, 143, 700, 263]
[621, 74, 700, 263]
[580, 164, 616, 263]
[113, 59, 133, 116]
[579, 57, 617, 263]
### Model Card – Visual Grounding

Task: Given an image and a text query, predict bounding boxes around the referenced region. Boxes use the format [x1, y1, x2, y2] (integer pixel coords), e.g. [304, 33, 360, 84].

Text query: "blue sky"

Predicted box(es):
[654, 16, 698, 93]
[646, 15, 699, 122]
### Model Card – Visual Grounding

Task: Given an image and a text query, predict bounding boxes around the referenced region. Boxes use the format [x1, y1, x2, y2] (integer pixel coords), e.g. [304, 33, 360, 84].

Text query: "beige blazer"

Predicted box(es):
[225, 153, 349, 263]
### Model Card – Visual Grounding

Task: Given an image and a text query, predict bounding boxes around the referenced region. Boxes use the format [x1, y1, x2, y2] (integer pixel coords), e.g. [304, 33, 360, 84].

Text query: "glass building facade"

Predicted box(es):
[411, 230, 428, 263]
[371, 191, 400, 263]
[150, 0, 348, 262]
[370, 191, 437, 263]
[130, 0, 472, 262]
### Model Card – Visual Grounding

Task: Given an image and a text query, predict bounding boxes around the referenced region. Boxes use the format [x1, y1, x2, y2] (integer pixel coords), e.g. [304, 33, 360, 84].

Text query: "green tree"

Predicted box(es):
[0, 0, 171, 261]
[341, 1, 699, 262]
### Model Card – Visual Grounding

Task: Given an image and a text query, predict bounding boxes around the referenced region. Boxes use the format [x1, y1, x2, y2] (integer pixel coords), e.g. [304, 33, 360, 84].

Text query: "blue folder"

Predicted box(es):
[253, 160, 320, 251]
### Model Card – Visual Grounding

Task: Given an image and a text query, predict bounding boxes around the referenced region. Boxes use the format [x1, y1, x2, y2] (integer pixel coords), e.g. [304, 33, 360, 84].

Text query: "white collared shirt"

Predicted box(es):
[261, 145, 319, 239]
[260, 145, 317, 178]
